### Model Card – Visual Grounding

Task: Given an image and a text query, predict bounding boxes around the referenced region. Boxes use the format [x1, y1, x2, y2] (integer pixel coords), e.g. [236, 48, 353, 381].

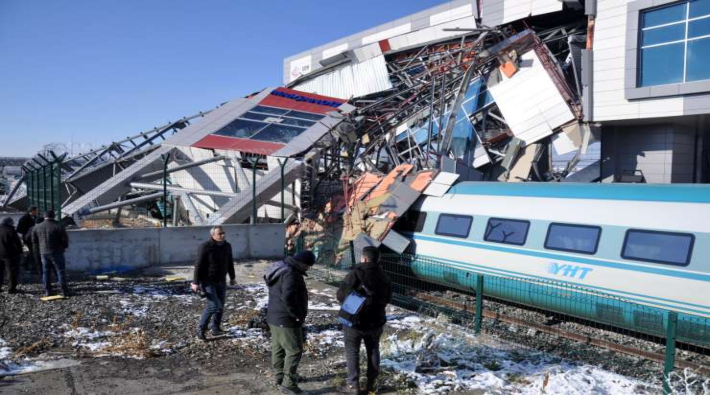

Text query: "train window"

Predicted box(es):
[544, 223, 601, 255]
[392, 211, 427, 233]
[435, 214, 473, 238]
[484, 218, 530, 246]
[622, 229, 694, 266]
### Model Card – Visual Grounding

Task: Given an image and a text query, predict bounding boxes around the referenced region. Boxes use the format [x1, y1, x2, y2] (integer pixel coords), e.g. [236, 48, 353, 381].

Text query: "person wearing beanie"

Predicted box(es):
[264, 250, 315, 395]
[336, 246, 392, 395]
[0, 217, 23, 293]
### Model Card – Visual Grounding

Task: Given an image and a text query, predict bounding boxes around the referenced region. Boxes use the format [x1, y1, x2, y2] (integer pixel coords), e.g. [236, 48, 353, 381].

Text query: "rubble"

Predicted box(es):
[3, 2, 600, 233]
[1, 261, 698, 394]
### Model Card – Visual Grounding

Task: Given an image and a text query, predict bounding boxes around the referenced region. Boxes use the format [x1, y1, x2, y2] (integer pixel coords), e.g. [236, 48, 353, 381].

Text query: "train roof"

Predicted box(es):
[446, 182, 710, 204]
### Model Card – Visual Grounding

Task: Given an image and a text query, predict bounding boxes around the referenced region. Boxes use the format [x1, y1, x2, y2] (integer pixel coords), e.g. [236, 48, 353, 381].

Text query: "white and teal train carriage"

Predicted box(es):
[397, 182, 710, 345]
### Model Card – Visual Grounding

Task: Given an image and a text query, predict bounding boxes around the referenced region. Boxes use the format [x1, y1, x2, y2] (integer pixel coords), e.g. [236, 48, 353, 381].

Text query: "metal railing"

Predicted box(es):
[23, 153, 65, 219]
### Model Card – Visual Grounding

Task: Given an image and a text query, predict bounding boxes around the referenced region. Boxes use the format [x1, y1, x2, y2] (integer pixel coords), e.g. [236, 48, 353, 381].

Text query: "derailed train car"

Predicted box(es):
[399, 182, 710, 345]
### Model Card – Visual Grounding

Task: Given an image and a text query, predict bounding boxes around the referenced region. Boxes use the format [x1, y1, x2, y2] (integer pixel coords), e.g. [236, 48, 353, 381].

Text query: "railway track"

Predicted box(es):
[407, 292, 710, 376]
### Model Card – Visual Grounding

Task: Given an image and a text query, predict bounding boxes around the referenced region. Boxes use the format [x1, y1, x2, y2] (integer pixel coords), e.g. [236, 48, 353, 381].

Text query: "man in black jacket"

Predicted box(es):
[336, 246, 392, 394]
[191, 226, 236, 340]
[16, 206, 38, 275]
[264, 250, 315, 395]
[0, 217, 23, 293]
[31, 210, 70, 297]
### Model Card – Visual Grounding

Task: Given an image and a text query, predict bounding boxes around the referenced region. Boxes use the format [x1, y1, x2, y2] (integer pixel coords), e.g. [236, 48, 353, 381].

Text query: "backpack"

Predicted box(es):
[337, 268, 374, 328]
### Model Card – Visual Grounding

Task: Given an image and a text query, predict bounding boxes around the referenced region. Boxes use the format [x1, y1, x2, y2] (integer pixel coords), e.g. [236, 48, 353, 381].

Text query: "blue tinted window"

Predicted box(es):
[689, 17, 710, 38]
[622, 230, 694, 266]
[545, 223, 601, 255]
[641, 24, 686, 46]
[280, 117, 317, 127]
[642, 3, 687, 28]
[484, 218, 530, 246]
[639, 43, 685, 86]
[638, 1, 710, 87]
[241, 112, 270, 121]
[251, 105, 289, 115]
[284, 110, 325, 121]
[687, 38, 710, 81]
[435, 214, 472, 238]
[690, 0, 710, 18]
[250, 123, 306, 143]
[214, 119, 267, 139]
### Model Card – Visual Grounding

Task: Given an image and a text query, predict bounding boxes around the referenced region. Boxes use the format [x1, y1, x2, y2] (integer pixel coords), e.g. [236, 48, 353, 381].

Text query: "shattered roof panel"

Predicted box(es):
[166, 87, 348, 157]
[487, 50, 575, 145]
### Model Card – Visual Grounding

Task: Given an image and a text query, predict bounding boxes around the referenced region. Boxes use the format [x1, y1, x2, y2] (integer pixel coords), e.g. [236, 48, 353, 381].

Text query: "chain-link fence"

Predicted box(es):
[23, 154, 64, 219]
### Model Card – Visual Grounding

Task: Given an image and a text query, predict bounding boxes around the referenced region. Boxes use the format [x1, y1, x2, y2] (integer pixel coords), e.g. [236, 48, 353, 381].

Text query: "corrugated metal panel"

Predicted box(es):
[293, 55, 393, 100]
[487, 50, 575, 145]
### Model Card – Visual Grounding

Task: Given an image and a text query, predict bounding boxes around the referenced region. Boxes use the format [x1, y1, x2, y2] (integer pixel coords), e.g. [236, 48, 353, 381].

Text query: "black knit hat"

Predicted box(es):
[293, 251, 316, 266]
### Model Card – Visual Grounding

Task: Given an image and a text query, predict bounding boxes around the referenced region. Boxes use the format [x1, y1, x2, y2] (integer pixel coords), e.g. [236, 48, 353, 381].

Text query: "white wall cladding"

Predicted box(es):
[322, 43, 349, 60]
[283, 0, 479, 84]
[292, 55, 393, 100]
[481, 0, 562, 26]
[593, 0, 710, 121]
[388, 16, 477, 52]
[487, 50, 576, 145]
[430, 4, 473, 25]
[362, 23, 412, 45]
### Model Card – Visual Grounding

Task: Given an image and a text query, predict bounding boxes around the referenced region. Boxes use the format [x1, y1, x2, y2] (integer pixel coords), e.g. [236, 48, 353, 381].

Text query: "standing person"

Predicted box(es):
[190, 226, 236, 340]
[264, 250, 315, 395]
[31, 210, 70, 297]
[0, 217, 23, 293]
[16, 206, 38, 274]
[336, 246, 392, 395]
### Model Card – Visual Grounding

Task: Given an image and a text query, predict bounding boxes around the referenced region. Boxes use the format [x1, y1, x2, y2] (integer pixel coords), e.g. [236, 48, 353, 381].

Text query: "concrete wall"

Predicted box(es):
[64, 224, 285, 273]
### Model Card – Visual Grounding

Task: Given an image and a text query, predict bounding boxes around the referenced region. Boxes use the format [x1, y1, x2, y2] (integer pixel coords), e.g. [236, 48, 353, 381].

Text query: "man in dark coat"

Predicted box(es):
[264, 250, 315, 395]
[336, 246, 392, 394]
[31, 210, 70, 297]
[16, 206, 39, 275]
[0, 217, 23, 293]
[191, 226, 236, 340]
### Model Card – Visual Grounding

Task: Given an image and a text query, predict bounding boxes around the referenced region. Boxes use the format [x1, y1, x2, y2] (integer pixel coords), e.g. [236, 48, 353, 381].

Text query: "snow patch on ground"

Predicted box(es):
[381, 316, 658, 395]
[242, 284, 269, 310]
[308, 303, 340, 311]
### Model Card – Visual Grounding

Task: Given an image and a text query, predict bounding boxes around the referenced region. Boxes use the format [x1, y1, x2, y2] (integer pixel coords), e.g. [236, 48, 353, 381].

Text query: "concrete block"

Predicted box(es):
[248, 224, 285, 259]
[65, 227, 160, 273]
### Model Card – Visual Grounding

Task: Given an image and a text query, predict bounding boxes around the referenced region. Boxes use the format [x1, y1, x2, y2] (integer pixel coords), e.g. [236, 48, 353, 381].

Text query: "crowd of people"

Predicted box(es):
[0, 206, 71, 297]
[0, 211, 392, 394]
[192, 226, 392, 395]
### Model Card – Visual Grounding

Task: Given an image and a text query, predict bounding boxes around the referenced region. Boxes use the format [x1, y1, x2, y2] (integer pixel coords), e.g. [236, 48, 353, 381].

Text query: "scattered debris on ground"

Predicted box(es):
[0, 262, 706, 394]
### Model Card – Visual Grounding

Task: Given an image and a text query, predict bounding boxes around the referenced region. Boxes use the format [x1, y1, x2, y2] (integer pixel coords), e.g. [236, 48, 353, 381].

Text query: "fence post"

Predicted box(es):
[278, 158, 288, 223]
[161, 152, 171, 228]
[249, 158, 258, 225]
[55, 155, 63, 220]
[41, 164, 47, 212]
[349, 240, 356, 268]
[663, 311, 678, 394]
[475, 274, 484, 335]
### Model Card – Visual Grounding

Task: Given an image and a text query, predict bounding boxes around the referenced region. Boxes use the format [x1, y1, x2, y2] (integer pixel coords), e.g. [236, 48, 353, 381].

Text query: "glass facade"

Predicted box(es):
[639, 0, 710, 87]
[213, 105, 325, 143]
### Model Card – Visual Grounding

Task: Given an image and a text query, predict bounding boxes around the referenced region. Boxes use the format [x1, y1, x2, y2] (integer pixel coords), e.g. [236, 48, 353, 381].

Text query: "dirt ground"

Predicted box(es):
[0, 261, 407, 395]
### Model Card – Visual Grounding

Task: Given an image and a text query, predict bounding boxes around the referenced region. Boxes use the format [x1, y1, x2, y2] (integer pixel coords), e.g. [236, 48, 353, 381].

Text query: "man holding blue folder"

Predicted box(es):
[336, 246, 392, 395]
